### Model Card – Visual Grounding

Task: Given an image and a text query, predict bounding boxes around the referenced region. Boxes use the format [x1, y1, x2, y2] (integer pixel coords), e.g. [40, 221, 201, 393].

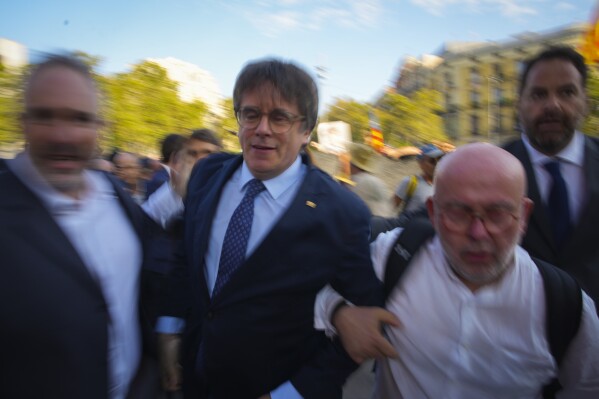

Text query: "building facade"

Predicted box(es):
[394, 23, 587, 144]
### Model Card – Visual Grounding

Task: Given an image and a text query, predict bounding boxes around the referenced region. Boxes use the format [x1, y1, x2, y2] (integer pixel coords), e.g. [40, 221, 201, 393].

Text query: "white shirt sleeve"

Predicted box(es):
[141, 181, 184, 228]
[556, 293, 599, 398]
[313, 228, 402, 336]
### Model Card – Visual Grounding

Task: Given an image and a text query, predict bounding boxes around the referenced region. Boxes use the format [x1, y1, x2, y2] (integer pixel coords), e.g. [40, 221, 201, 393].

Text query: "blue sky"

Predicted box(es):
[1, 0, 596, 110]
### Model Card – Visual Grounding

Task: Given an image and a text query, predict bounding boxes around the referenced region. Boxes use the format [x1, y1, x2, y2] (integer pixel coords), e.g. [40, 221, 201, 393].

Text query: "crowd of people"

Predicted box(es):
[85, 128, 223, 206]
[1, 44, 598, 399]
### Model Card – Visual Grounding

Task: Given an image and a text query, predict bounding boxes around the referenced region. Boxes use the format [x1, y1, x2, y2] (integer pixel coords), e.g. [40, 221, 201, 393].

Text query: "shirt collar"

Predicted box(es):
[239, 155, 303, 200]
[7, 151, 110, 216]
[521, 131, 585, 167]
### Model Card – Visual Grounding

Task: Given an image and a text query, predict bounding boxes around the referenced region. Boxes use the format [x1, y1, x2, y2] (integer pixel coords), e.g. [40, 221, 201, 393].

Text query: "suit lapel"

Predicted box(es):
[189, 155, 243, 298]
[0, 163, 104, 298]
[211, 158, 327, 301]
[563, 136, 599, 254]
[107, 172, 144, 236]
[510, 140, 556, 252]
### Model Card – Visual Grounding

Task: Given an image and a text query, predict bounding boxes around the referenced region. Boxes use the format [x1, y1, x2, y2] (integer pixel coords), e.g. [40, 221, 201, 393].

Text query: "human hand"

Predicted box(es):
[333, 306, 400, 363]
[170, 150, 195, 198]
[158, 333, 182, 391]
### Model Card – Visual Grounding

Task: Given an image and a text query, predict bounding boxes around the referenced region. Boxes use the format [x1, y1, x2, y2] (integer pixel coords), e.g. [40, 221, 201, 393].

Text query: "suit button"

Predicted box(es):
[206, 311, 214, 320]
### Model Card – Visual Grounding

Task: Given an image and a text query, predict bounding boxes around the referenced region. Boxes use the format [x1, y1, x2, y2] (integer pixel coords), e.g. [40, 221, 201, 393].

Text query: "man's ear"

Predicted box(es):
[301, 129, 311, 145]
[426, 197, 435, 222]
[518, 197, 535, 240]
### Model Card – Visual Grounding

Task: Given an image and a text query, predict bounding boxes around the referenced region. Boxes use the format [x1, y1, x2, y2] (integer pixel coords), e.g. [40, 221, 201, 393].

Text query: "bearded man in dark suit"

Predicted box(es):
[504, 45, 599, 306]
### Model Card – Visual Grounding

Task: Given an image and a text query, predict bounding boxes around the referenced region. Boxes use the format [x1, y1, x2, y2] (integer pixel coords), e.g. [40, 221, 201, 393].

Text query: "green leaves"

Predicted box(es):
[321, 89, 447, 147]
[0, 65, 25, 147]
[582, 67, 599, 138]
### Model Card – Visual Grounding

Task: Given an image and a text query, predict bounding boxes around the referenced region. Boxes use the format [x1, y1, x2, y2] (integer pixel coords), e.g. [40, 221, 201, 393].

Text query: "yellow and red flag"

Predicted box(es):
[579, 1, 599, 64]
[369, 110, 384, 152]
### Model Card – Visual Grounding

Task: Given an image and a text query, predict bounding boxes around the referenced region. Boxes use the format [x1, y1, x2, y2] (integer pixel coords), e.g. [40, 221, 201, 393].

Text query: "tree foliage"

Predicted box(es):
[0, 65, 24, 147]
[582, 66, 599, 138]
[102, 61, 209, 153]
[377, 89, 447, 146]
[321, 98, 371, 143]
[0, 55, 215, 155]
[320, 90, 447, 147]
[216, 97, 241, 152]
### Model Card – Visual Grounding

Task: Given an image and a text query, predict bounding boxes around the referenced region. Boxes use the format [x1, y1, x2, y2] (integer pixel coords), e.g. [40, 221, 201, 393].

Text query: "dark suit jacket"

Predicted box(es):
[0, 159, 152, 399]
[504, 136, 599, 305]
[170, 153, 383, 399]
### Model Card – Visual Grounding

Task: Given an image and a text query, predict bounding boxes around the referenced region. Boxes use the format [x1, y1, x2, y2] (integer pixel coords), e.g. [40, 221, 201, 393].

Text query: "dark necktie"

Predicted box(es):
[544, 160, 571, 248]
[196, 179, 266, 374]
[212, 178, 266, 297]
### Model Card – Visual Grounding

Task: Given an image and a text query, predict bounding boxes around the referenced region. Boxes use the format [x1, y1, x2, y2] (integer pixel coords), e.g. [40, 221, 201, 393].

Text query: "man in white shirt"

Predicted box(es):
[316, 143, 599, 398]
[0, 54, 150, 399]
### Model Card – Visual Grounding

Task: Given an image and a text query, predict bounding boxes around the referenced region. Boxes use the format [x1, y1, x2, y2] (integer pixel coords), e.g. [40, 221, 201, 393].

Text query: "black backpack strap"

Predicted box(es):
[383, 217, 435, 302]
[533, 257, 583, 399]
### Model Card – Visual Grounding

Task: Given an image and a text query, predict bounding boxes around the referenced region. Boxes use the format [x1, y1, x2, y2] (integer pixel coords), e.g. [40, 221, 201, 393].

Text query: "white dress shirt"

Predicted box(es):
[203, 156, 305, 295]
[521, 131, 586, 224]
[7, 153, 143, 399]
[315, 228, 599, 399]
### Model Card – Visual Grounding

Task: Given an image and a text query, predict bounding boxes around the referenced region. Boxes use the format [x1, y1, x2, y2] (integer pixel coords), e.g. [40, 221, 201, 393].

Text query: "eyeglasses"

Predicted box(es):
[236, 107, 305, 134]
[438, 203, 519, 234]
[24, 108, 101, 128]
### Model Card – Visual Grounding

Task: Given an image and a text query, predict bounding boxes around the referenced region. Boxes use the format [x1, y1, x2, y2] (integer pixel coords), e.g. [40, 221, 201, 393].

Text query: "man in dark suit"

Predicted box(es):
[0, 54, 153, 399]
[504, 46, 599, 306]
[160, 59, 382, 399]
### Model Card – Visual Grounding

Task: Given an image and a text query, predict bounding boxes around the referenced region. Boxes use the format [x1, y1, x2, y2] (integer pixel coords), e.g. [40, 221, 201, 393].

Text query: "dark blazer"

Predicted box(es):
[0, 159, 150, 399]
[172, 153, 383, 399]
[504, 136, 599, 305]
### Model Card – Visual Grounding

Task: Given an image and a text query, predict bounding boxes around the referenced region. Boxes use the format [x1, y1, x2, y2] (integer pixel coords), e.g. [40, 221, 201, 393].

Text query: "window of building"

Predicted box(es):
[470, 90, 480, 105]
[493, 63, 503, 79]
[493, 87, 503, 102]
[470, 67, 480, 86]
[471, 114, 480, 136]
[516, 60, 526, 80]
[445, 72, 453, 88]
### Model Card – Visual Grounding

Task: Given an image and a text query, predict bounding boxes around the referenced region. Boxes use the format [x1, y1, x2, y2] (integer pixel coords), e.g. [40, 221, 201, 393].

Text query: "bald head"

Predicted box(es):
[435, 143, 527, 200]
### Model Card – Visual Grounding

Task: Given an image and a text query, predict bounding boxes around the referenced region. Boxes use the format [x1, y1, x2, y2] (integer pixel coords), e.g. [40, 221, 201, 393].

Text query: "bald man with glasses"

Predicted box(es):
[315, 143, 599, 398]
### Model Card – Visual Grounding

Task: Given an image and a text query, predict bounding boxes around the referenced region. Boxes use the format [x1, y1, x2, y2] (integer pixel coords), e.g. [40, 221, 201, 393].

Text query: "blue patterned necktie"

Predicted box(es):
[212, 178, 266, 297]
[544, 160, 571, 248]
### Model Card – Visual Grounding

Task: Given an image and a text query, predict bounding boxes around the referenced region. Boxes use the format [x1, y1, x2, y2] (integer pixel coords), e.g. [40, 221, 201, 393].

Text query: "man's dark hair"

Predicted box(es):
[233, 58, 319, 132]
[160, 133, 186, 163]
[190, 128, 222, 148]
[26, 53, 95, 96]
[519, 46, 587, 94]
